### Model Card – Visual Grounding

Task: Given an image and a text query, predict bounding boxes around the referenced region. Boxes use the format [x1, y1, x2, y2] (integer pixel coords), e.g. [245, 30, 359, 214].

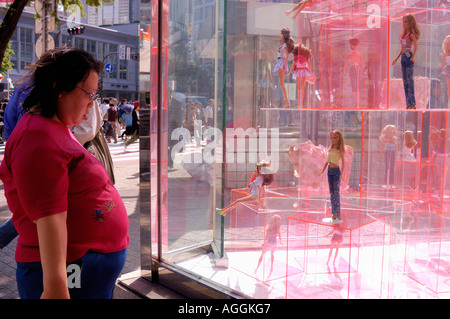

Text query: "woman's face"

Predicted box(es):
[56, 70, 99, 126]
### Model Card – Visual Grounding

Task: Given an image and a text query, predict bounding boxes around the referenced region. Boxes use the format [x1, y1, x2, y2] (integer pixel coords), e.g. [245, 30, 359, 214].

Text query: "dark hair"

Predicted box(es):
[281, 27, 295, 54]
[22, 47, 102, 118]
[297, 43, 311, 59]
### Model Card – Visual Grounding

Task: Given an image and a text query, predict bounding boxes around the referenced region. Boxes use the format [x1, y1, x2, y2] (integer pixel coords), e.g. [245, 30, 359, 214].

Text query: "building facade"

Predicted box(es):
[0, 2, 139, 101]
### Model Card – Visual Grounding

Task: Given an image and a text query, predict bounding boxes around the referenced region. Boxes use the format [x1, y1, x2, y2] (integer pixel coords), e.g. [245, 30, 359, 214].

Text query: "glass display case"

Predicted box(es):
[144, 0, 450, 299]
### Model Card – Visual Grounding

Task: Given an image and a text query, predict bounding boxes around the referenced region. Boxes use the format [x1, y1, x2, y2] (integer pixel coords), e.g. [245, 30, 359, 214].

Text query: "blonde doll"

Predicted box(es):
[288, 43, 312, 108]
[440, 35, 450, 107]
[319, 130, 346, 222]
[392, 14, 421, 109]
[273, 27, 295, 108]
[380, 125, 398, 188]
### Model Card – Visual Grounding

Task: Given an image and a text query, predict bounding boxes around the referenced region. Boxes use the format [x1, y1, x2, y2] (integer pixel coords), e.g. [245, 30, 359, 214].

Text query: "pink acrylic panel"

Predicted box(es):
[420, 111, 450, 214]
[404, 209, 450, 294]
[227, 186, 300, 282]
[294, 0, 390, 109]
[286, 211, 386, 298]
[360, 111, 423, 199]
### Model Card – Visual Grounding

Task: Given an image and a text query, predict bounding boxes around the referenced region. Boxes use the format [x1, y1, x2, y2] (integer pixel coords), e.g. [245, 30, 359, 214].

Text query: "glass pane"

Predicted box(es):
[150, 0, 450, 298]
[156, 0, 225, 261]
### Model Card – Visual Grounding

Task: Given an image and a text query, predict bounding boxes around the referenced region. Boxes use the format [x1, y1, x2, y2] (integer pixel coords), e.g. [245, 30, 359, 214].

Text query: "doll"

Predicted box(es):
[392, 14, 421, 109]
[255, 214, 282, 275]
[379, 125, 398, 188]
[273, 27, 295, 108]
[319, 130, 346, 222]
[288, 43, 312, 108]
[341, 37, 366, 108]
[217, 163, 273, 216]
[440, 35, 450, 108]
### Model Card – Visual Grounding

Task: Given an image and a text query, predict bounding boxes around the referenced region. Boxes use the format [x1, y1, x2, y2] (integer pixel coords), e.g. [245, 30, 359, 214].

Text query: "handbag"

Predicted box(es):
[84, 128, 115, 185]
[306, 72, 316, 84]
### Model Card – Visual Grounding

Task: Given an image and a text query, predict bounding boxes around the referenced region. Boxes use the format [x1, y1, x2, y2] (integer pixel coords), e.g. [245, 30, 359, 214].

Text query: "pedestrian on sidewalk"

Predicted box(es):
[107, 103, 119, 143]
[0, 47, 129, 299]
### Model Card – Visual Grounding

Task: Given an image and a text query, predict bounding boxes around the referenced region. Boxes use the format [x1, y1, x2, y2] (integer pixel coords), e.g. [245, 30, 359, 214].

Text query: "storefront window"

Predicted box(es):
[144, 0, 450, 299]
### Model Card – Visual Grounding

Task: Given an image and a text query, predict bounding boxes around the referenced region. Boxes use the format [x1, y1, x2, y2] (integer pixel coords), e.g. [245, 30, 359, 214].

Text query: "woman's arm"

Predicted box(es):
[36, 212, 70, 299]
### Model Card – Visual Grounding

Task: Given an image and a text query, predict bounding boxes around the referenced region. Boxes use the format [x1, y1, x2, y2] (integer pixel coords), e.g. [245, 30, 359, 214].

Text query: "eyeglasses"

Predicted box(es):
[77, 85, 100, 101]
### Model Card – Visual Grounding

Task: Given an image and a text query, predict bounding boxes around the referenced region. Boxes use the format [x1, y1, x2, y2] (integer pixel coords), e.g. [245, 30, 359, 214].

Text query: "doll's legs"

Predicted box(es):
[285, 0, 310, 18]
[297, 77, 307, 108]
[327, 241, 341, 264]
[217, 195, 254, 216]
[327, 167, 341, 218]
[384, 149, 395, 186]
[278, 69, 290, 108]
[401, 53, 416, 108]
[255, 248, 275, 273]
[255, 247, 267, 272]
[350, 65, 361, 107]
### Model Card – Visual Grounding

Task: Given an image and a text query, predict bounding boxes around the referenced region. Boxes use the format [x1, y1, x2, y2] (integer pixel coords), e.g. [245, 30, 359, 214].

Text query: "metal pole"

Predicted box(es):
[100, 51, 118, 98]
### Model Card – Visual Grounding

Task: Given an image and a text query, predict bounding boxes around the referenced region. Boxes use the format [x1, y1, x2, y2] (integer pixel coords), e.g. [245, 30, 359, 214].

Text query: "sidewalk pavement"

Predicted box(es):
[0, 140, 177, 299]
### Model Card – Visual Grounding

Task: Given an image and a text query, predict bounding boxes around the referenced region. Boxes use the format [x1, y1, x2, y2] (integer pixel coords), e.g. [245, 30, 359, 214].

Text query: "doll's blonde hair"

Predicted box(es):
[442, 35, 450, 54]
[380, 125, 398, 144]
[330, 130, 345, 155]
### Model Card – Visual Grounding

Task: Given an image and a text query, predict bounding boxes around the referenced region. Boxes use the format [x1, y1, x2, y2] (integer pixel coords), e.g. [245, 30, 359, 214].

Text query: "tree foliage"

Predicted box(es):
[0, 0, 110, 72]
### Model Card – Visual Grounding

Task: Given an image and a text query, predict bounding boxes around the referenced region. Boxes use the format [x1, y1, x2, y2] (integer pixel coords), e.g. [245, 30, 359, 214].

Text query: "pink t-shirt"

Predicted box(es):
[0, 113, 129, 263]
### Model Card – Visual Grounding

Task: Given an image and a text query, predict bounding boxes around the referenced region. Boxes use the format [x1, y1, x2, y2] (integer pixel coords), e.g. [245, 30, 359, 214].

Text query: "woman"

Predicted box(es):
[0, 47, 129, 299]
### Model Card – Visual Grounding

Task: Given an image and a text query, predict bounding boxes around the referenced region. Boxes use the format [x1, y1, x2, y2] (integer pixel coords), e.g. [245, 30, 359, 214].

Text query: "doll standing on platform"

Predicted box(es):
[342, 37, 366, 108]
[440, 35, 450, 108]
[217, 163, 273, 216]
[255, 214, 282, 275]
[288, 43, 312, 108]
[273, 27, 295, 108]
[319, 130, 346, 222]
[379, 125, 398, 188]
[392, 13, 421, 109]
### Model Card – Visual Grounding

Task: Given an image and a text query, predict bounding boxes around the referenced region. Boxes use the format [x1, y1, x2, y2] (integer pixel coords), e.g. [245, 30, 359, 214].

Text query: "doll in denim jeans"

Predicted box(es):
[392, 14, 421, 109]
